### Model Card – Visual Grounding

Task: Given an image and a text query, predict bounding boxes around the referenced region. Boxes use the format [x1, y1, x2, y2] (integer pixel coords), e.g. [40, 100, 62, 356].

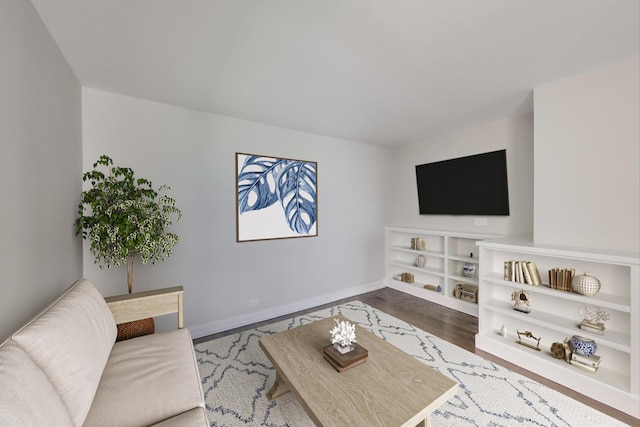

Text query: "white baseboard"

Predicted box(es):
[188, 280, 384, 339]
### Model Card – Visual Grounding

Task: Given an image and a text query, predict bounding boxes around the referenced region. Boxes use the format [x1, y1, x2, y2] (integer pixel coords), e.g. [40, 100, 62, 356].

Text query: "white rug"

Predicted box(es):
[195, 301, 627, 426]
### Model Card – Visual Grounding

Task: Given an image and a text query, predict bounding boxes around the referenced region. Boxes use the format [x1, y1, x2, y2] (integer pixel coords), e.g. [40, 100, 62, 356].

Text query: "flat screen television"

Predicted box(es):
[415, 149, 510, 215]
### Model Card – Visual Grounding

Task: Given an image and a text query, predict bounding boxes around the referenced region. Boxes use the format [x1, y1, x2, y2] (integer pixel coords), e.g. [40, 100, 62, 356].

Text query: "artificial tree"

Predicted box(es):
[75, 155, 182, 294]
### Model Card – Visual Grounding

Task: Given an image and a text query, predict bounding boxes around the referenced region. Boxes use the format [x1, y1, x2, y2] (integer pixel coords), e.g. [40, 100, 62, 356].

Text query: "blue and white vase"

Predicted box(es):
[569, 335, 598, 357]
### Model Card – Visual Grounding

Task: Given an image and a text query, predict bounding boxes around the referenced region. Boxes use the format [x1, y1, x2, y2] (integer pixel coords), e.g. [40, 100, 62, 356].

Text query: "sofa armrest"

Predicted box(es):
[105, 286, 184, 329]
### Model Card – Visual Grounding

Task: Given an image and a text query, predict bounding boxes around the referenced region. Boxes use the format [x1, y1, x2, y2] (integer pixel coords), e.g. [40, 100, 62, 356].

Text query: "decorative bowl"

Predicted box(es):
[572, 272, 601, 297]
[568, 335, 597, 357]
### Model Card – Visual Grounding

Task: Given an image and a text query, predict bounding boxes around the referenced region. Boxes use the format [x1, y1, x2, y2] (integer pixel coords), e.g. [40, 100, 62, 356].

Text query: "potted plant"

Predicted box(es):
[75, 155, 182, 338]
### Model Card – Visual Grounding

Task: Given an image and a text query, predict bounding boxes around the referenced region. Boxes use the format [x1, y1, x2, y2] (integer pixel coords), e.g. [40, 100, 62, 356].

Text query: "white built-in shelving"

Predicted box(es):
[476, 239, 639, 418]
[385, 227, 498, 317]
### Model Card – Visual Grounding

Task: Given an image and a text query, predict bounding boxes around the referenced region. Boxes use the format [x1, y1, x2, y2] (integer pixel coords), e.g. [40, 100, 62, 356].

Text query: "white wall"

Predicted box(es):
[385, 114, 534, 238]
[534, 56, 639, 253]
[81, 88, 388, 336]
[0, 0, 82, 340]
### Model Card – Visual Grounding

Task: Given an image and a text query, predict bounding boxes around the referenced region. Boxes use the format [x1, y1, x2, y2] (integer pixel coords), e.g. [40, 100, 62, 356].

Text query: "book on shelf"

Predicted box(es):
[504, 261, 512, 281]
[571, 353, 601, 368]
[516, 261, 526, 283]
[503, 261, 541, 286]
[570, 359, 598, 373]
[522, 263, 533, 285]
[548, 267, 574, 291]
[526, 262, 542, 285]
[570, 353, 600, 373]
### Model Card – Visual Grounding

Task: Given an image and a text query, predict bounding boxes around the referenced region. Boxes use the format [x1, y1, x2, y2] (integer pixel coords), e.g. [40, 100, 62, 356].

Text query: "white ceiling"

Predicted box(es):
[31, 0, 639, 146]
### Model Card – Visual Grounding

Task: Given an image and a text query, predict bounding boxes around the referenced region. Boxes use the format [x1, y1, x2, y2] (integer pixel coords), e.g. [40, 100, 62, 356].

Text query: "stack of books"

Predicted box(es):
[398, 272, 414, 283]
[549, 268, 575, 291]
[570, 353, 601, 373]
[504, 261, 542, 285]
[410, 237, 425, 251]
[323, 343, 368, 372]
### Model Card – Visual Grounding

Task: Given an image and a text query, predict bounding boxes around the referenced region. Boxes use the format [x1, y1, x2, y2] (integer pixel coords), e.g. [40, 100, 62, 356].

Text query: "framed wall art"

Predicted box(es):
[236, 153, 318, 242]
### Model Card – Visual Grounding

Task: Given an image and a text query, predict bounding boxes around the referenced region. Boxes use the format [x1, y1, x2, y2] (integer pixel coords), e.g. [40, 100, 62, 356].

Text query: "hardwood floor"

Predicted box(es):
[194, 287, 638, 426]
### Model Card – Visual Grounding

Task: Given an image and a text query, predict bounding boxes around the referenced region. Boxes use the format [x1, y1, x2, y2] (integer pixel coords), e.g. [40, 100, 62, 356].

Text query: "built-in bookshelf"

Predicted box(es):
[384, 227, 498, 316]
[476, 239, 639, 418]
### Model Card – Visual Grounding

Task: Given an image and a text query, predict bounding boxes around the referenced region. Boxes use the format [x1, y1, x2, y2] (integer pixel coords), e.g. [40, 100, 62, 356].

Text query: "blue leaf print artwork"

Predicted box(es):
[237, 154, 317, 238]
[278, 161, 317, 234]
[237, 156, 285, 213]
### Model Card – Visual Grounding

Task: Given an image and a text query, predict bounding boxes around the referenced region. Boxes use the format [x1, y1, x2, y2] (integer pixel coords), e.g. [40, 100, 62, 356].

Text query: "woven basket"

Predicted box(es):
[116, 318, 155, 342]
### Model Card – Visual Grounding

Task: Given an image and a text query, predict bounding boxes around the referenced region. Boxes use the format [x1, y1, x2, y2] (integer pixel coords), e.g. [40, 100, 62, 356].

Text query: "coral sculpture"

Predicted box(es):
[330, 319, 357, 352]
[579, 305, 610, 326]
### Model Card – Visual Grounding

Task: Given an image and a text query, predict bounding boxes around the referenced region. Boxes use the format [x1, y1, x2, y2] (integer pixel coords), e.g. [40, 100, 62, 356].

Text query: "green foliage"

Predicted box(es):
[75, 155, 182, 288]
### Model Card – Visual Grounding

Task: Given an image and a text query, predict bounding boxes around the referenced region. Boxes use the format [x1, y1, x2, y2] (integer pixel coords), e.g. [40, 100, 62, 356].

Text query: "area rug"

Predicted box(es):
[195, 301, 627, 426]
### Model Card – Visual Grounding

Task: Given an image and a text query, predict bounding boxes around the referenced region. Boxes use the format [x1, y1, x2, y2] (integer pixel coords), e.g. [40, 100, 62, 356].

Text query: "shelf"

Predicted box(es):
[448, 254, 479, 264]
[476, 239, 639, 418]
[482, 299, 631, 353]
[478, 238, 639, 265]
[476, 333, 630, 393]
[481, 272, 630, 312]
[387, 279, 478, 317]
[389, 245, 444, 258]
[389, 261, 444, 277]
[386, 228, 497, 318]
[448, 274, 479, 286]
[390, 278, 442, 294]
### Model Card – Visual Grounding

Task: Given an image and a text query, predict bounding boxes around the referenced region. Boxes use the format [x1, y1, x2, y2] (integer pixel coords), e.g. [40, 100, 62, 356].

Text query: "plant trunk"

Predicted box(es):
[127, 255, 134, 294]
[117, 254, 154, 341]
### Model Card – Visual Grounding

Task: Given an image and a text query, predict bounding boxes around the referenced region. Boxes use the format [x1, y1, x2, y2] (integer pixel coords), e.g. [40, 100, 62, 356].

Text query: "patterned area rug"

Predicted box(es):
[195, 301, 626, 426]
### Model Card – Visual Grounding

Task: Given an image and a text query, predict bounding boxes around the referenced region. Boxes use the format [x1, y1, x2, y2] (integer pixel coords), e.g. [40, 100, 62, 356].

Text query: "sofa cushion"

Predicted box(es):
[84, 328, 204, 427]
[0, 340, 74, 426]
[11, 278, 117, 427]
[151, 407, 208, 427]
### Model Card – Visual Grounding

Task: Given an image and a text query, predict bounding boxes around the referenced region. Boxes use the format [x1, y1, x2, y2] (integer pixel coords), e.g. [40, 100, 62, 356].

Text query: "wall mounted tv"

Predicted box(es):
[415, 149, 510, 215]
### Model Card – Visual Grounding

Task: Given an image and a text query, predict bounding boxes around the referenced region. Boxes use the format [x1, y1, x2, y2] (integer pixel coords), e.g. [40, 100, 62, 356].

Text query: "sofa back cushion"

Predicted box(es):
[11, 278, 117, 427]
[0, 340, 74, 426]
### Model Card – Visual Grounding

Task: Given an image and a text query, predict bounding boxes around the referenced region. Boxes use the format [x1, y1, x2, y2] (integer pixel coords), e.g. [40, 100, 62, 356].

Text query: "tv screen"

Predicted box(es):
[415, 149, 510, 215]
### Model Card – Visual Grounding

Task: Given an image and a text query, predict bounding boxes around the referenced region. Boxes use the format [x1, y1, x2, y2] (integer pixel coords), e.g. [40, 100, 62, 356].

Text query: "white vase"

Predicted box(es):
[416, 255, 426, 268]
[572, 272, 601, 296]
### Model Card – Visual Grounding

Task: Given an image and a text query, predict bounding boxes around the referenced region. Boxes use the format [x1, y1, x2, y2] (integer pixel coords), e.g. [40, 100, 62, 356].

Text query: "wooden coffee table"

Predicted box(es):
[259, 315, 457, 427]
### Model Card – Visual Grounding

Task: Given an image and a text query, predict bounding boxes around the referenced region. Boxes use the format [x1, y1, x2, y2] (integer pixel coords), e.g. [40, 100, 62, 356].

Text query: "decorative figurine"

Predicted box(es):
[423, 284, 442, 292]
[499, 324, 507, 337]
[579, 305, 610, 335]
[330, 319, 357, 354]
[550, 342, 566, 359]
[516, 330, 541, 351]
[511, 290, 531, 313]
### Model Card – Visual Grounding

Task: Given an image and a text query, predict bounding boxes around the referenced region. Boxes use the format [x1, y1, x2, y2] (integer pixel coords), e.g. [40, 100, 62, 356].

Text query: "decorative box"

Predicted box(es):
[454, 284, 478, 303]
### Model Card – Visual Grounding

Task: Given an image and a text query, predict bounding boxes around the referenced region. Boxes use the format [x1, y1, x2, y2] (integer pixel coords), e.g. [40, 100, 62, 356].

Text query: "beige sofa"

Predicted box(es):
[0, 278, 208, 426]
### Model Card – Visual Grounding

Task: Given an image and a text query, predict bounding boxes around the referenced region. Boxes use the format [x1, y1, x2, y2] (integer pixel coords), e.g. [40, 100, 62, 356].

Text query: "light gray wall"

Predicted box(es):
[81, 88, 389, 336]
[385, 114, 534, 238]
[534, 56, 639, 253]
[0, 0, 82, 340]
